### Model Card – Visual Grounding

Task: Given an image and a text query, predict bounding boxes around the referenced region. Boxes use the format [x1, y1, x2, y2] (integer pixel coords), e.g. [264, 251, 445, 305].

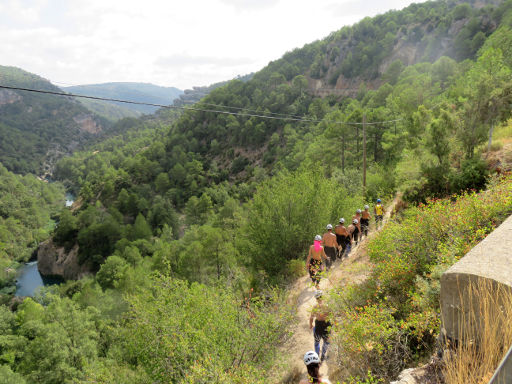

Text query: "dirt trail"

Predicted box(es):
[279, 199, 399, 383]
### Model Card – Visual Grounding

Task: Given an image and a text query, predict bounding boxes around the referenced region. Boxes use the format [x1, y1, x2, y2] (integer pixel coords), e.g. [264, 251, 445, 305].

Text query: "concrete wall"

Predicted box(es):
[489, 345, 512, 384]
[440, 214, 512, 341]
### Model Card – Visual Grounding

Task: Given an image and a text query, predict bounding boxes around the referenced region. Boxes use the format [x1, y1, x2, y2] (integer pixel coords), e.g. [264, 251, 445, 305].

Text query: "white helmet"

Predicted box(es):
[304, 351, 320, 365]
[364, 205, 369, 210]
[353, 219, 358, 224]
[326, 224, 333, 230]
[314, 235, 322, 241]
[339, 218, 345, 223]
[356, 209, 362, 214]
[314, 290, 323, 299]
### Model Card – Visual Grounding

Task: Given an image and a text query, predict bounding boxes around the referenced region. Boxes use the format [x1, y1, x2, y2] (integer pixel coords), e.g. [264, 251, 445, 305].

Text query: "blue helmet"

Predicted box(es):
[377, 199, 381, 203]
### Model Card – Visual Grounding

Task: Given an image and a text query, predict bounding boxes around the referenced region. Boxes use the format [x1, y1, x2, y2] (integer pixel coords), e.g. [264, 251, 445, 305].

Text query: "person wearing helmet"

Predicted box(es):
[306, 235, 329, 289]
[352, 209, 362, 243]
[335, 218, 350, 259]
[322, 224, 338, 269]
[309, 290, 332, 364]
[361, 205, 372, 238]
[346, 219, 359, 254]
[374, 199, 385, 230]
[300, 351, 332, 384]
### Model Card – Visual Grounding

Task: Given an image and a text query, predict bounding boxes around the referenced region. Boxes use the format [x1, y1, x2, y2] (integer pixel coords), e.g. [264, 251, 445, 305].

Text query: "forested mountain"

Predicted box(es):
[0, 66, 108, 175]
[63, 82, 183, 115]
[166, 0, 509, 180]
[54, 0, 512, 275]
[2, 0, 512, 383]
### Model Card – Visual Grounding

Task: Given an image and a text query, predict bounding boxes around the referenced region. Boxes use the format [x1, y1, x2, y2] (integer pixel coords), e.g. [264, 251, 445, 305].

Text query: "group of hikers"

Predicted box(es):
[299, 199, 385, 384]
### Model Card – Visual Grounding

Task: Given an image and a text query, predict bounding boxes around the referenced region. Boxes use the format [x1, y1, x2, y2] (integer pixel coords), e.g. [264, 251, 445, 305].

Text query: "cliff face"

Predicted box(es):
[37, 239, 92, 280]
[0, 89, 22, 105]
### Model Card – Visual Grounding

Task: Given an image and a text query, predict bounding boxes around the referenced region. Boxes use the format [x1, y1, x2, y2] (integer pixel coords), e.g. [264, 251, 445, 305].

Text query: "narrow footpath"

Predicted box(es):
[279, 199, 398, 383]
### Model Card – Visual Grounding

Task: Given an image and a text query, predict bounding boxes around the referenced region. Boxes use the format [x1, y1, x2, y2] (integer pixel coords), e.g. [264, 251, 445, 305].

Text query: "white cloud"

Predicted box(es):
[0, 0, 425, 89]
[154, 53, 255, 68]
[219, 0, 280, 11]
[325, 0, 422, 18]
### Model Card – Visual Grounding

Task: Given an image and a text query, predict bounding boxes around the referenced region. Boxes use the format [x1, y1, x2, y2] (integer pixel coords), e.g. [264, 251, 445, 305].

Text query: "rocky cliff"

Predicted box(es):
[37, 239, 92, 280]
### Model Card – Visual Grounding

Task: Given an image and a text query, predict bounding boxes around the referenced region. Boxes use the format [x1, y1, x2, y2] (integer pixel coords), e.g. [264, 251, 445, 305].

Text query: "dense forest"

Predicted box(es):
[0, 66, 111, 175]
[1, 0, 512, 383]
[0, 164, 64, 294]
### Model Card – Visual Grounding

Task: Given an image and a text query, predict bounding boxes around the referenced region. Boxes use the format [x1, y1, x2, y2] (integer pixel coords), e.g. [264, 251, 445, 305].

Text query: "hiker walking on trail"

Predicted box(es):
[300, 351, 332, 384]
[306, 235, 329, 289]
[352, 209, 362, 243]
[361, 205, 371, 239]
[346, 219, 358, 253]
[309, 290, 332, 363]
[335, 218, 350, 259]
[322, 224, 338, 269]
[374, 199, 385, 230]
[349, 218, 360, 245]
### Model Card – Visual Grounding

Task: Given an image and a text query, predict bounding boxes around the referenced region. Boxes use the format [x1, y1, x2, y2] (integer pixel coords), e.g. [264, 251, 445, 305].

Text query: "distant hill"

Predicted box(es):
[63, 82, 183, 115]
[173, 73, 254, 106]
[72, 97, 142, 121]
[0, 65, 108, 175]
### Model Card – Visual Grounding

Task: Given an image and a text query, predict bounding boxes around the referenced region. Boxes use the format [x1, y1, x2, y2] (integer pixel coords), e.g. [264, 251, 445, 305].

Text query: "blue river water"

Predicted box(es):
[15, 262, 64, 297]
[15, 261, 44, 297]
[15, 193, 74, 297]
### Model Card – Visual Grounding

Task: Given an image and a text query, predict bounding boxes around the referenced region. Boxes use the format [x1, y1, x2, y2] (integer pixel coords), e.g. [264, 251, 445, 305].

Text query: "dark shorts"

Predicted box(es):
[376, 215, 383, 222]
[324, 246, 336, 262]
[360, 218, 369, 227]
[335, 234, 344, 247]
[308, 259, 322, 284]
[314, 319, 331, 342]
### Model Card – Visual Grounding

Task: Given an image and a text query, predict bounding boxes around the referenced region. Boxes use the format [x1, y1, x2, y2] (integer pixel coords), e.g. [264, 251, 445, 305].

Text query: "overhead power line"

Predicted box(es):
[0, 84, 402, 126]
[197, 101, 307, 120]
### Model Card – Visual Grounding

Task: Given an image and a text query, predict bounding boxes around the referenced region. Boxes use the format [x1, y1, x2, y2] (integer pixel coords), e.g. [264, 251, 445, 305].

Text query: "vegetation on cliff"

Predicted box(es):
[0, 164, 64, 293]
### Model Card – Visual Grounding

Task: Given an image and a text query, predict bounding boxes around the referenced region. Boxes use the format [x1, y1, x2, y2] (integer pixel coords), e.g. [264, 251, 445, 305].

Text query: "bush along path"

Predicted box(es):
[279, 198, 399, 383]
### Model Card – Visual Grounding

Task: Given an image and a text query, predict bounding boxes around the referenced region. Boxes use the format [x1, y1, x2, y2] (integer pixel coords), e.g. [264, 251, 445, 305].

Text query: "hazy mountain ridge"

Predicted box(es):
[63, 82, 183, 115]
[173, 73, 254, 106]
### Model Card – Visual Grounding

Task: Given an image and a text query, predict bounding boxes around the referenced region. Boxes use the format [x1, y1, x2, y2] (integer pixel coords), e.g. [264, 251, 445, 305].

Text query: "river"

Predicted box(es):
[14, 192, 75, 297]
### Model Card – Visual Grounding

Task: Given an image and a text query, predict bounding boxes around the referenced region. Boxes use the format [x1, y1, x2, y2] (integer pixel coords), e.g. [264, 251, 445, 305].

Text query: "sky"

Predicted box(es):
[0, 0, 425, 90]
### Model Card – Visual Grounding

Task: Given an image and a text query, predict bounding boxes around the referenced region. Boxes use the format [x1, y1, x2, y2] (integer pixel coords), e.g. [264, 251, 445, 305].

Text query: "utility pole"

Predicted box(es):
[486, 122, 494, 158]
[363, 113, 367, 197]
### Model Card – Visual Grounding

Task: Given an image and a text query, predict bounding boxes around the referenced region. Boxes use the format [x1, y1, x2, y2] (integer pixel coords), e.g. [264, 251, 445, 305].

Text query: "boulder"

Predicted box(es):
[390, 368, 421, 384]
[440, 214, 512, 341]
[37, 239, 92, 280]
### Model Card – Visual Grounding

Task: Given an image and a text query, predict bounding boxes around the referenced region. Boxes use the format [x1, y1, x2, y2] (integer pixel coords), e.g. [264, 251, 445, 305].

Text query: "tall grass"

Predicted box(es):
[493, 119, 512, 141]
[443, 278, 512, 384]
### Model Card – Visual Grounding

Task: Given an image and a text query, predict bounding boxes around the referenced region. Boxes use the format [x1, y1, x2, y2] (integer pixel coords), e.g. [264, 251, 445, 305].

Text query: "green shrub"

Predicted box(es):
[287, 259, 306, 280]
[121, 276, 293, 383]
[450, 157, 489, 192]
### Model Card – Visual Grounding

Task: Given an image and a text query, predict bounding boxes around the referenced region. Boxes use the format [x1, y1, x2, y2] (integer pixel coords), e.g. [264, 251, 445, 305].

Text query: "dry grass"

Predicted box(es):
[443, 278, 512, 384]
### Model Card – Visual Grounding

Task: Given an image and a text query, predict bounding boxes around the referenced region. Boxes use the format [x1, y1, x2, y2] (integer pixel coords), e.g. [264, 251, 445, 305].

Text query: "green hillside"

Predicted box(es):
[0, 66, 109, 175]
[63, 82, 183, 115]
[53, 0, 512, 271]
